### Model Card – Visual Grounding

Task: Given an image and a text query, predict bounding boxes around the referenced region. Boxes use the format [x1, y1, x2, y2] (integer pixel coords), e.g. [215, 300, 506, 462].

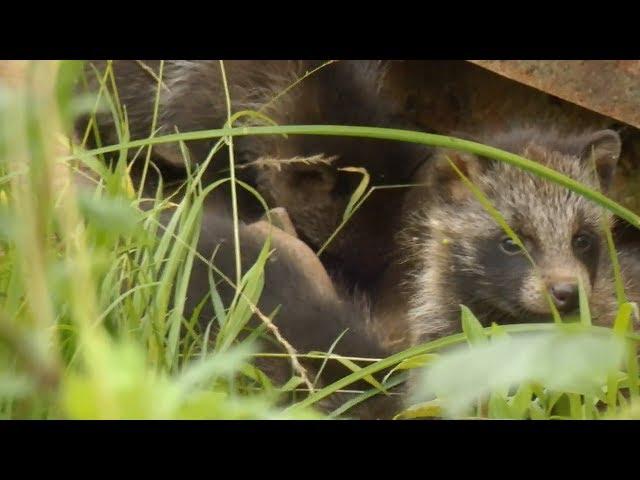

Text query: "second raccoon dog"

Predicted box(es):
[389, 127, 639, 346]
[77, 60, 430, 292]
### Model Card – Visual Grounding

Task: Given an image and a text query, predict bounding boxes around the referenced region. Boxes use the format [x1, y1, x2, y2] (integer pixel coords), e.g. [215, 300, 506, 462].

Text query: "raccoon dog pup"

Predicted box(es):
[396, 127, 639, 346]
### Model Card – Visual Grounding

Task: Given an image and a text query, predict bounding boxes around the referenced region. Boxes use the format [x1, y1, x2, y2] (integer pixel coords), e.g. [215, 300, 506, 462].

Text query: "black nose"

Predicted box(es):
[549, 283, 579, 312]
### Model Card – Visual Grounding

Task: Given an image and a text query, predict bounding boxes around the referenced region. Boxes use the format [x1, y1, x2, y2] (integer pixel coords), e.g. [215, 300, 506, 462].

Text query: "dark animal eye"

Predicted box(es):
[500, 237, 521, 255]
[573, 233, 593, 252]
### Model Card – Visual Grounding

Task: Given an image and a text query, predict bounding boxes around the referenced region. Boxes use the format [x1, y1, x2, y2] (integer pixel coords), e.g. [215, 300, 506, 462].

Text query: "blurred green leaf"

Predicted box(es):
[394, 400, 442, 419]
[55, 60, 86, 131]
[415, 330, 625, 418]
[488, 392, 512, 419]
[461, 305, 487, 345]
[77, 192, 143, 237]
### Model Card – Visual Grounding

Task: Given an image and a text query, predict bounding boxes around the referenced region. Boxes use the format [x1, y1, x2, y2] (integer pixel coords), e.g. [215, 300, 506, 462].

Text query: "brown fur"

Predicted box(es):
[77, 60, 430, 290]
[181, 204, 397, 419]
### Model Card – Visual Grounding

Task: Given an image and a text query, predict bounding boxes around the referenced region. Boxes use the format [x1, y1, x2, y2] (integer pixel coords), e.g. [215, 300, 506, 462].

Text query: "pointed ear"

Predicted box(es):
[430, 149, 487, 202]
[580, 129, 621, 191]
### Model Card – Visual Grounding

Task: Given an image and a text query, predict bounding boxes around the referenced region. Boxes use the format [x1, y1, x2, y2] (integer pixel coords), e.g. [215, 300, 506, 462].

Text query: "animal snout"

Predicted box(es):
[549, 282, 579, 312]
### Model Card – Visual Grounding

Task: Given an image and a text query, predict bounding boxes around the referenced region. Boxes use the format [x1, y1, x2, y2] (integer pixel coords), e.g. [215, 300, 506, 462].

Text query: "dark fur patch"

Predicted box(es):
[572, 229, 602, 286]
[77, 60, 431, 292]
[182, 210, 392, 399]
[451, 235, 531, 324]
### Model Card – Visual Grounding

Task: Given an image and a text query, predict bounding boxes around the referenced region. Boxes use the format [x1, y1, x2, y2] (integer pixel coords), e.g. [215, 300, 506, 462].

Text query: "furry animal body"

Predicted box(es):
[77, 61, 640, 418]
[391, 128, 638, 344]
[78, 60, 430, 290]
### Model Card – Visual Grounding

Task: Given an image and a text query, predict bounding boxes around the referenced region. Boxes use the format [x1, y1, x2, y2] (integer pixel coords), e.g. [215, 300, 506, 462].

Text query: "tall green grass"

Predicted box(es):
[0, 60, 638, 419]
